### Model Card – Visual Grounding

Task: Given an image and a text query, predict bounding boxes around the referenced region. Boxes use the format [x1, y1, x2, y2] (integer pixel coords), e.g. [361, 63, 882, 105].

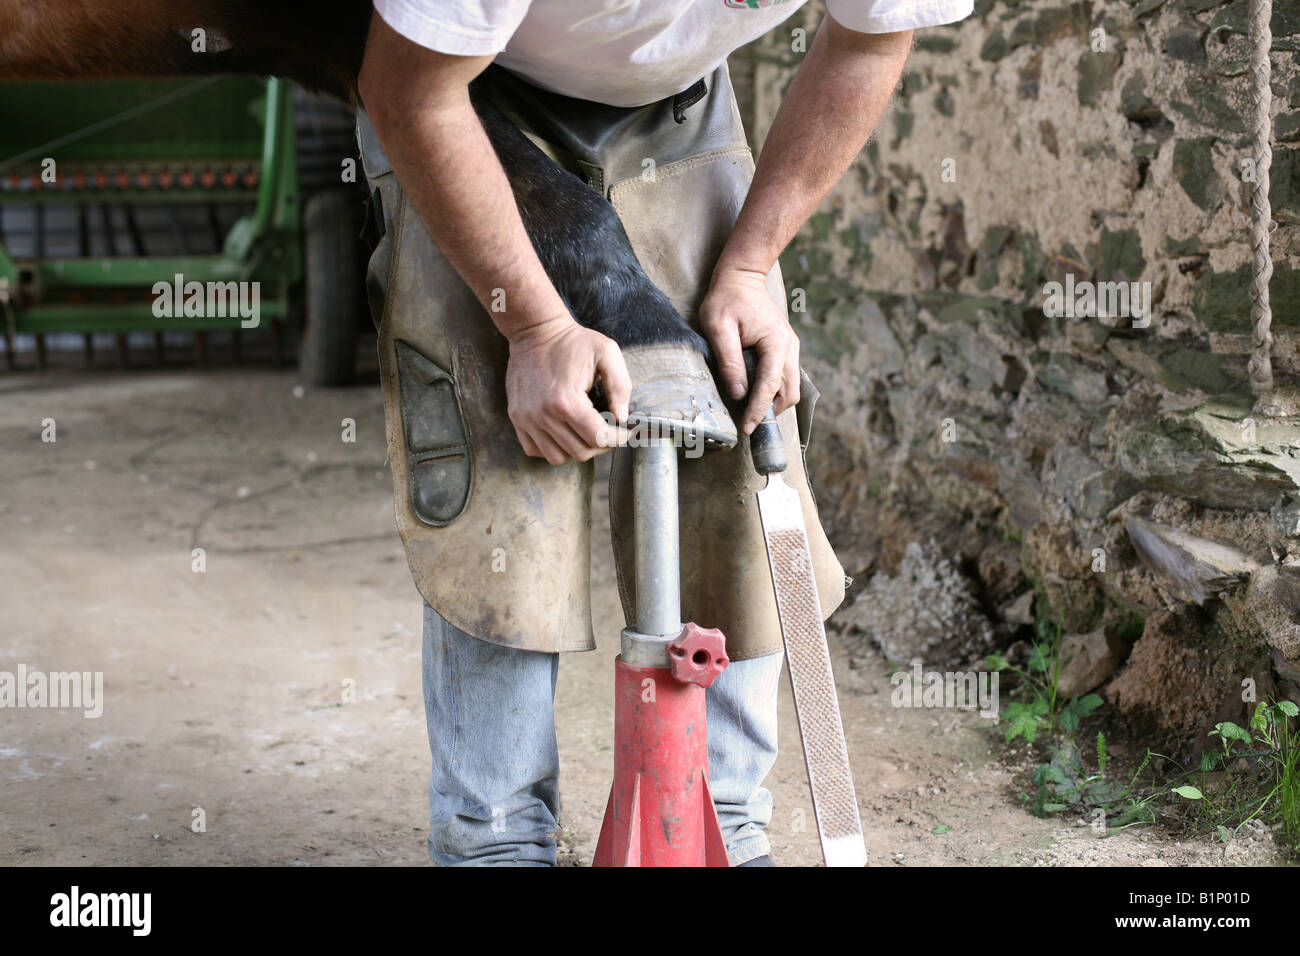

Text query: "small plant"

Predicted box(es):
[985, 617, 1102, 744]
[1029, 738, 1130, 818]
[986, 614, 1297, 852]
[1168, 699, 1300, 847]
[1103, 748, 1160, 833]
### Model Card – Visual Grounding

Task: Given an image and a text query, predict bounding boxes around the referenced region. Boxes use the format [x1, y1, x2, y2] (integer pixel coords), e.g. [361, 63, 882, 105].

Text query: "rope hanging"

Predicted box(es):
[1249, 0, 1274, 393]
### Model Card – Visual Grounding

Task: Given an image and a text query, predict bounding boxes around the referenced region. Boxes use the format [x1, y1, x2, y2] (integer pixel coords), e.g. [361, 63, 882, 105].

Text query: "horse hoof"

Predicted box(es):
[619, 343, 737, 451]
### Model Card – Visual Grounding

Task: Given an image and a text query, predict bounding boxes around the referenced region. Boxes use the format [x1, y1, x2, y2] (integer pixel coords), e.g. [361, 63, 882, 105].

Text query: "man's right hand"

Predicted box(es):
[505, 316, 632, 465]
[361, 17, 627, 465]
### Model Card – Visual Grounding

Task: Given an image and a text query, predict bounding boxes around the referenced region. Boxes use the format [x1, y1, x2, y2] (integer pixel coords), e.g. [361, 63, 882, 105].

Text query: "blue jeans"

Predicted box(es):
[422, 604, 781, 866]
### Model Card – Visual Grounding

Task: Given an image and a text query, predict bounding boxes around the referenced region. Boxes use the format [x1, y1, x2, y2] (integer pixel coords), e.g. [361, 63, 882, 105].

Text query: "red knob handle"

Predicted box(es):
[667, 623, 729, 688]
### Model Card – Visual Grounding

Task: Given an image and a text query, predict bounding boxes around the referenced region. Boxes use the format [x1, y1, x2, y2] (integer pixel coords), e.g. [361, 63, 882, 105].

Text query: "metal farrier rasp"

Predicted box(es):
[593, 427, 732, 867]
[749, 405, 868, 867]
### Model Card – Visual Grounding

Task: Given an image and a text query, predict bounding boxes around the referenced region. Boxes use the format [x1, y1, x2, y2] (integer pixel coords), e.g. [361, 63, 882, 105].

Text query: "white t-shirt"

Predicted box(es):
[373, 0, 973, 107]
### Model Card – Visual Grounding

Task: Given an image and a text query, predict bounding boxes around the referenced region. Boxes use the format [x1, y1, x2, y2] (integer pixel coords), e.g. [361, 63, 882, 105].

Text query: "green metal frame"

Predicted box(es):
[0, 77, 302, 336]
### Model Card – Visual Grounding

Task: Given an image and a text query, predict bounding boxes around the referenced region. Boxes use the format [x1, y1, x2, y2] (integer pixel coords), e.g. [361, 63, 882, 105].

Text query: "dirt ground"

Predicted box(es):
[0, 353, 1283, 866]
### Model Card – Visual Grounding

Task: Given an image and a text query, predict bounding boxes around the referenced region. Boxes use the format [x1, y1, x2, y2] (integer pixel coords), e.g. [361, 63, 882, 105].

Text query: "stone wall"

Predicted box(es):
[729, 0, 1300, 741]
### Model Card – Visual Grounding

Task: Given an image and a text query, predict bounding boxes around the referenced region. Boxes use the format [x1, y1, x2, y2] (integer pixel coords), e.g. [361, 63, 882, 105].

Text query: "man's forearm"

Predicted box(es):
[716, 17, 913, 278]
[359, 20, 569, 342]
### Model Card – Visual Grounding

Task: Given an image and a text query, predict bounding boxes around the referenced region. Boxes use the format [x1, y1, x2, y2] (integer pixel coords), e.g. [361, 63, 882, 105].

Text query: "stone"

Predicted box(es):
[1018, 50, 1043, 100]
[1015, 390, 1093, 453]
[975, 226, 1014, 291]
[1066, 319, 1112, 354]
[1033, 352, 1111, 404]
[1116, 400, 1300, 509]
[793, 293, 862, 362]
[1034, 5, 1085, 44]
[892, 110, 914, 144]
[998, 462, 1046, 531]
[1275, 3, 1300, 36]
[1077, 51, 1121, 107]
[915, 34, 957, 54]
[1254, 389, 1300, 419]
[1022, 525, 1107, 632]
[980, 29, 1009, 61]
[1106, 337, 1169, 387]
[1124, 516, 1259, 604]
[841, 540, 994, 666]
[1057, 626, 1128, 698]
[1272, 147, 1300, 223]
[1018, 232, 1045, 297]
[1105, 607, 1232, 731]
[1010, 17, 1037, 50]
[858, 299, 906, 377]
[1098, 228, 1145, 282]
[1002, 590, 1037, 625]
[1207, 5, 1246, 36]
[977, 538, 1026, 604]
[1194, 263, 1300, 332]
[1275, 648, 1300, 683]
[946, 321, 1017, 392]
[1157, 347, 1235, 393]
[1133, 142, 1162, 165]
[1105, 339, 1239, 394]
[936, 444, 1004, 507]
[1245, 566, 1300, 661]
[899, 72, 925, 101]
[932, 293, 1007, 327]
[1169, 82, 1247, 135]
[1120, 74, 1163, 124]
[1278, 113, 1300, 144]
[1206, 29, 1251, 76]
[934, 85, 956, 117]
[1177, 0, 1230, 13]
[1271, 494, 1300, 539]
[1054, 445, 1141, 519]
[1163, 24, 1206, 65]
[1172, 137, 1222, 211]
[1165, 236, 1205, 257]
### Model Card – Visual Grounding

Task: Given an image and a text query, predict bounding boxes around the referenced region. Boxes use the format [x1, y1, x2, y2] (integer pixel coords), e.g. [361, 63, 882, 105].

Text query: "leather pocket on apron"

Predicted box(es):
[393, 338, 473, 527]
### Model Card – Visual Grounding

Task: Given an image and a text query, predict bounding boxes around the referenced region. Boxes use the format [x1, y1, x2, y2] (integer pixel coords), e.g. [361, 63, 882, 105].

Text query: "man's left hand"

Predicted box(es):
[699, 266, 800, 436]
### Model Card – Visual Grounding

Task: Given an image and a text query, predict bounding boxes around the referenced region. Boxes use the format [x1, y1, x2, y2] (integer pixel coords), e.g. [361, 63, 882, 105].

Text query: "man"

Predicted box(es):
[355, 0, 971, 866]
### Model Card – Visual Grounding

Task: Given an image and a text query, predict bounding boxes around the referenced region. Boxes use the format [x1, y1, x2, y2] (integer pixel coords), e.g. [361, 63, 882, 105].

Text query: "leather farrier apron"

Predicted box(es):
[356, 63, 845, 660]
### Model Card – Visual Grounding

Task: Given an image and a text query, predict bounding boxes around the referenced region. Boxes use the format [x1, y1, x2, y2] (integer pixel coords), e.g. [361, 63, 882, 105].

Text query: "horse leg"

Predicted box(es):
[470, 92, 710, 357]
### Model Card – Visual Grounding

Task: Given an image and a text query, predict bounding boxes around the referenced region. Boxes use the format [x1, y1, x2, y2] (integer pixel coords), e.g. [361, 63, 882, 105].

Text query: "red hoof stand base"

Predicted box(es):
[593, 624, 731, 867]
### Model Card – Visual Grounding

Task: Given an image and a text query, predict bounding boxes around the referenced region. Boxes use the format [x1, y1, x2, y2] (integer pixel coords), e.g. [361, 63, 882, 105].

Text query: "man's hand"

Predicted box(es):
[361, 14, 624, 466]
[700, 267, 800, 435]
[505, 317, 632, 465]
[704, 17, 912, 431]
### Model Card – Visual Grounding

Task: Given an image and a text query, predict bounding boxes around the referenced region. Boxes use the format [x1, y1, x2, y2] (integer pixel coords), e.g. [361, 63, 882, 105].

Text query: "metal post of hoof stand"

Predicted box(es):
[593, 432, 732, 867]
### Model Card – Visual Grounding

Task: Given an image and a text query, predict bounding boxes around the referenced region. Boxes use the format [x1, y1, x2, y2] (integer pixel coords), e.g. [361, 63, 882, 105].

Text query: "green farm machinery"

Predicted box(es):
[0, 76, 364, 385]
